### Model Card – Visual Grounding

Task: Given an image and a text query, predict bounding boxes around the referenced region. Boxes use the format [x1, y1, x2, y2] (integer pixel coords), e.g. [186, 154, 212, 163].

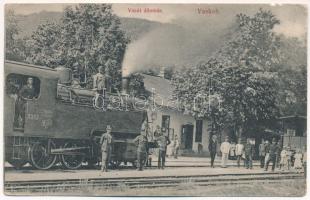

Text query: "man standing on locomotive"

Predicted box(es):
[93, 66, 106, 109]
[100, 125, 113, 172]
[134, 128, 148, 171]
[93, 66, 105, 91]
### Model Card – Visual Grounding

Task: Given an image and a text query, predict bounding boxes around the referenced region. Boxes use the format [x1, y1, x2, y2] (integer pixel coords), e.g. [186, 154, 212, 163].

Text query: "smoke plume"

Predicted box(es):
[121, 23, 230, 77]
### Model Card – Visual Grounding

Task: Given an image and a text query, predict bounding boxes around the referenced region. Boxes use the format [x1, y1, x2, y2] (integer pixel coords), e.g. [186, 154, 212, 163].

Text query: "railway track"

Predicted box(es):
[5, 172, 304, 193]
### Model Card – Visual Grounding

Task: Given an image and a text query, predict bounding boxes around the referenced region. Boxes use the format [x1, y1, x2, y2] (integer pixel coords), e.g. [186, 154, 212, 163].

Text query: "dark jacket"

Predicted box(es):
[268, 143, 279, 156]
[134, 135, 148, 153]
[208, 139, 217, 153]
[265, 143, 271, 153]
[19, 85, 36, 99]
[244, 143, 254, 156]
[157, 135, 170, 151]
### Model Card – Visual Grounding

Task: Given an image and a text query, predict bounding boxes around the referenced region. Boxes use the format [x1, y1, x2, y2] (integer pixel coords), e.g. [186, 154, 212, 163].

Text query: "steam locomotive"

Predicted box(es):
[4, 60, 148, 170]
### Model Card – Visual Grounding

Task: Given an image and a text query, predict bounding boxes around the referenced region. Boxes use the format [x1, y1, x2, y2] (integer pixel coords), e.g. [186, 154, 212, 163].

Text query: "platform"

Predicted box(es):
[5, 155, 298, 182]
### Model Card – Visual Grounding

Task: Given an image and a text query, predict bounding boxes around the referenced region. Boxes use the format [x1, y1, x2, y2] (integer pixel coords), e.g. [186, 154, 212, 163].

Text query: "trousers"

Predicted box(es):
[137, 151, 146, 170]
[173, 147, 179, 159]
[158, 150, 166, 168]
[245, 154, 253, 169]
[260, 155, 265, 168]
[101, 151, 110, 171]
[221, 153, 229, 167]
[236, 155, 242, 167]
[210, 152, 216, 167]
[265, 154, 276, 171]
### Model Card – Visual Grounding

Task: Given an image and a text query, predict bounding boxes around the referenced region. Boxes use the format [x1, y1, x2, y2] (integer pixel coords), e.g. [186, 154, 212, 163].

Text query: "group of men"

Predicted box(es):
[209, 135, 283, 171]
[258, 138, 280, 171]
[98, 125, 174, 172]
[72, 63, 111, 93]
[99, 126, 303, 173]
[72, 65, 108, 107]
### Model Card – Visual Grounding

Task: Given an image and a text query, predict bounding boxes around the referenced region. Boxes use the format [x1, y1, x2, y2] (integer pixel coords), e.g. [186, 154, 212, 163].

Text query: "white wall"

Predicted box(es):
[149, 108, 209, 154]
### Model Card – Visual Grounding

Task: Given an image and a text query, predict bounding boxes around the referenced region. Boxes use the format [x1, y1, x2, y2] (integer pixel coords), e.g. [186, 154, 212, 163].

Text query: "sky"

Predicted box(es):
[5, 3, 307, 38]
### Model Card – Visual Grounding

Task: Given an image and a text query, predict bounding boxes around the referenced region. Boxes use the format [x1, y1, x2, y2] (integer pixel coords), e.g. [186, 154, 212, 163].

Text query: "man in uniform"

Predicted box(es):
[93, 66, 105, 91]
[19, 77, 36, 99]
[265, 138, 279, 172]
[16, 77, 36, 128]
[259, 139, 266, 168]
[157, 132, 171, 169]
[264, 140, 271, 168]
[134, 128, 148, 171]
[208, 135, 218, 168]
[275, 141, 282, 169]
[100, 125, 113, 172]
[244, 138, 255, 169]
[93, 66, 106, 109]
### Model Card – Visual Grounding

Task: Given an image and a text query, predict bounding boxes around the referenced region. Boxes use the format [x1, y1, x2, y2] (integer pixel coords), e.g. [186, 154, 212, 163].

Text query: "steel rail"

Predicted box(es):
[5, 172, 304, 193]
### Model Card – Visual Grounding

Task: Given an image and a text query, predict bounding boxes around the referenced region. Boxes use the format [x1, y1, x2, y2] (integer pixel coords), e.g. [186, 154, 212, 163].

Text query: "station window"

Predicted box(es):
[6, 74, 40, 99]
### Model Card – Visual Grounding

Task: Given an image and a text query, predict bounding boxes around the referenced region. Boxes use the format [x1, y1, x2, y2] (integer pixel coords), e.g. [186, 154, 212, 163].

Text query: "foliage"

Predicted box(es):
[26, 22, 62, 66]
[25, 4, 129, 90]
[275, 37, 307, 116]
[276, 66, 307, 116]
[218, 9, 281, 71]
[5, 10, 26, 61]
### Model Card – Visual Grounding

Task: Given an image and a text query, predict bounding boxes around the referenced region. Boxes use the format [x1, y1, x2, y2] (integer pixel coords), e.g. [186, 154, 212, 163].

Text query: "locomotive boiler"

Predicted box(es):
[4, 60, 148, 170]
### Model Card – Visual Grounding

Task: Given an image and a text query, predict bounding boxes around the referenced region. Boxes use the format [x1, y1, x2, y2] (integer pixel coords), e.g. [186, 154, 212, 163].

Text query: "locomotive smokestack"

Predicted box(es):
[121, 76, 130, 94]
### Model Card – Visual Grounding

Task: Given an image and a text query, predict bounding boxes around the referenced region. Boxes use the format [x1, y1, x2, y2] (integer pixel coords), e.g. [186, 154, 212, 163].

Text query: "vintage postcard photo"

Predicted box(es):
[2, 1, 308, 197]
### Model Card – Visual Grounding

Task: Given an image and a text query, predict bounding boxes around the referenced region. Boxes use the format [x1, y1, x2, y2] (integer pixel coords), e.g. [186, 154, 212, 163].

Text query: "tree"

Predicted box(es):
[275, 36, 307, 116]
[217, 9, 281, 71]
[5, 9, 25, 61]
[276, 66, 306, 116]
[26, 22, 62, 67]
[26, 4, 129, 90]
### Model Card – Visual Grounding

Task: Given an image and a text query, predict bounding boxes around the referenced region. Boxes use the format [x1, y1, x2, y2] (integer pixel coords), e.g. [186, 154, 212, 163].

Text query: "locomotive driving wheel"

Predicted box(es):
[29, 141, 57, 170]
[60, 142, 84, 170]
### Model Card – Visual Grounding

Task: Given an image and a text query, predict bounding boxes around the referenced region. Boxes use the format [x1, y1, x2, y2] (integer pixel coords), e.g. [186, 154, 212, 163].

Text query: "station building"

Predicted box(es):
[142, 74, 210, 156]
